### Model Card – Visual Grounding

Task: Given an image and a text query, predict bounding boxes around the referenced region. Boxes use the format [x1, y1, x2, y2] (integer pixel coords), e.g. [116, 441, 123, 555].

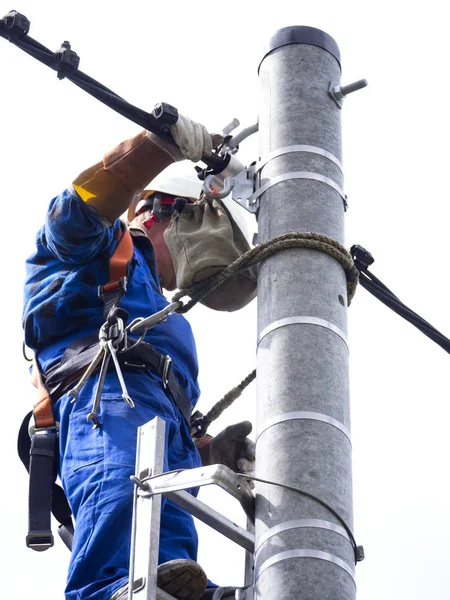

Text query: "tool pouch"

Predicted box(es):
[164, 197, 257, 311]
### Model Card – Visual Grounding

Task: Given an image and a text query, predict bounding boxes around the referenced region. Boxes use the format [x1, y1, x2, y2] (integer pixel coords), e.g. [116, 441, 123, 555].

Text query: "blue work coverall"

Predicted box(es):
[23, 188, 202, 600]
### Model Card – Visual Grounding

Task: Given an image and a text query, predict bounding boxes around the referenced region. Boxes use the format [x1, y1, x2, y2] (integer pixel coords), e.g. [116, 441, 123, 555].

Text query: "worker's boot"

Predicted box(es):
[109, 559, 208, 600]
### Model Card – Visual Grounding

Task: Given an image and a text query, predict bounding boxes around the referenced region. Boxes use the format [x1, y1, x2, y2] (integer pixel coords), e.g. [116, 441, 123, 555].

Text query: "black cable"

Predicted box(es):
[351, 245, 450, 354]
[240, 474, 364, 564]
[358, 268, 450, 353]
[361, 269, 400, 301]
[0, 14, 229, 171]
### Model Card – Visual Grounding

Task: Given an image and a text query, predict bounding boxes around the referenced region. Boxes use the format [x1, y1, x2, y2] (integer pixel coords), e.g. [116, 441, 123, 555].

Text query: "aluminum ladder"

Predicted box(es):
[128, 417, 255, 600]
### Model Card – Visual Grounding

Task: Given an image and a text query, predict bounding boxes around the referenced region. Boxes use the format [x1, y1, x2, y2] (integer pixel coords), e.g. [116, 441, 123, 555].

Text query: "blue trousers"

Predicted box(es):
[54, 370, 202, 600]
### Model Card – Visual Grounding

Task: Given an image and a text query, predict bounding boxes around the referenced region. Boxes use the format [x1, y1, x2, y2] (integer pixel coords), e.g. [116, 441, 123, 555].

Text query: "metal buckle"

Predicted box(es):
[162, 355, 172, 389]
[28, 415, 59, 438]
[97, 276, 128, 300]
[26, 531, 54, 551]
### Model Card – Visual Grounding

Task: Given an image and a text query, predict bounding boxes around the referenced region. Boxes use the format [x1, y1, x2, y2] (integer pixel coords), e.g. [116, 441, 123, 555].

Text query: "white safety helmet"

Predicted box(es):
[127, 163, 203, 222]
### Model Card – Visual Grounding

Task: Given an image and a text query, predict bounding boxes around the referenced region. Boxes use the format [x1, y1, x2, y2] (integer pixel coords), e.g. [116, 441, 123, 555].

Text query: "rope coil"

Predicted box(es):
[182, 232, 358, 433]
[173, 232, 358, 313]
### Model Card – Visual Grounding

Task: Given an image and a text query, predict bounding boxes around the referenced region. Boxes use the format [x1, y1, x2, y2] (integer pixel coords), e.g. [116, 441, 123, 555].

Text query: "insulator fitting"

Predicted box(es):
[54, 40, 80, 80]
[1, 10, 30, 39]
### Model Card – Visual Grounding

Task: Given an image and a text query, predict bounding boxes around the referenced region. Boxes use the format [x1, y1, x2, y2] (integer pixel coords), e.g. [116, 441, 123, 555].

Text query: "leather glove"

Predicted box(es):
[201, 421, 255, 474]
[148, 113, 221, 163]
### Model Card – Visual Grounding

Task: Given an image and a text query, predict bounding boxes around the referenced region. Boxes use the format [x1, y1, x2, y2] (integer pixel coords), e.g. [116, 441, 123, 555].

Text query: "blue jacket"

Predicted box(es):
[23, 187, 200, 407]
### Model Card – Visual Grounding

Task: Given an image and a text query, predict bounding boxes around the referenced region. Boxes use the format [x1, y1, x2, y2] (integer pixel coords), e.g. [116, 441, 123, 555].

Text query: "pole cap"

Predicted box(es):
[259, 26, 341, 72]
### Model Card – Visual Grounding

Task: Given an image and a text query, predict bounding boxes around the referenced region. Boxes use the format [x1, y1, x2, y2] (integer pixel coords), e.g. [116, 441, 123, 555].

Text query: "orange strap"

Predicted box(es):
[107, 225, 134, 287]
[31, 225, 134, 426]
[32, 358, 56, 429]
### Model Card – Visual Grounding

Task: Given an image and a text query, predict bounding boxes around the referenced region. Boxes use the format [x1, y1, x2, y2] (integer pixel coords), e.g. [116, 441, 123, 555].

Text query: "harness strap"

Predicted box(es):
[45, 336, 193, 426]
[98, 225, 134, 319]
[121, 341, 192, 425]
[32, 357, 55, 429]
[20, 360, 75, 551]
[26, 429, 57, 551]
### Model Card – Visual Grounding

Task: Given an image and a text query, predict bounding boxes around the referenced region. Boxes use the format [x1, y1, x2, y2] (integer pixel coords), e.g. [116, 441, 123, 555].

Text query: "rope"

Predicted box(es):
[192, 370, 256, 435]
[180, 232, 357, 434]
[173, 232, 358, 314]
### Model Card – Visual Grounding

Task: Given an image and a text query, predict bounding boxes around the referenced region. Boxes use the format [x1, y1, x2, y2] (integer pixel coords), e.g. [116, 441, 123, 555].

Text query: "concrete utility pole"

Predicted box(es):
[255, 28, 356, 600]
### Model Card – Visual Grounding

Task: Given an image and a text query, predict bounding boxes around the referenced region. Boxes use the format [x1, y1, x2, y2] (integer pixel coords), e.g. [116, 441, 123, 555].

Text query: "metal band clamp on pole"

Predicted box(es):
[255, 518, 353, 559]
[248, 171, 346, 207]
[258, 316, 349, 349]
[254, 144, 344, 173]
[256, 549, 356, 585]
[256, 411, 352, 445]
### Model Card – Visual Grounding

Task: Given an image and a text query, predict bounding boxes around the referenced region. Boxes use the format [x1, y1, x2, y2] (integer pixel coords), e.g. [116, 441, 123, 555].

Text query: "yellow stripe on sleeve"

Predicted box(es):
[73, 183, 97, 203]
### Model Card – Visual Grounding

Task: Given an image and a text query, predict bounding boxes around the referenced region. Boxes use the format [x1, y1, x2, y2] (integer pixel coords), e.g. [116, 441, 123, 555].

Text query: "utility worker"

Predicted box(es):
[23, 115, 255, 600]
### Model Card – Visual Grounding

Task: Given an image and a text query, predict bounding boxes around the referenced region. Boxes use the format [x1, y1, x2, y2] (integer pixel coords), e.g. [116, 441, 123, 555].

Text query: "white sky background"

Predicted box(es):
[1, 1, 449, 598]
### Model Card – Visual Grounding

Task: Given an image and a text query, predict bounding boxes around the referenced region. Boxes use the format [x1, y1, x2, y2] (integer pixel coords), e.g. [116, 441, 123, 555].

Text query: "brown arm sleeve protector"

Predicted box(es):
[72, 130, 174, 224]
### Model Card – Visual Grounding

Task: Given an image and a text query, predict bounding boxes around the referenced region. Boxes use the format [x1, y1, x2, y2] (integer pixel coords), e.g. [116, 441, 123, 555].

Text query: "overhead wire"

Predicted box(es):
[355, 261, 450, 354]
[0, 12, 228, 171]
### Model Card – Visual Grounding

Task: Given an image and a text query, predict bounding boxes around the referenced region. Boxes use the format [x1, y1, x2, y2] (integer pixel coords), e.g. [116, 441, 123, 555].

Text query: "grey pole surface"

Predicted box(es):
[255, 28, 355, 600]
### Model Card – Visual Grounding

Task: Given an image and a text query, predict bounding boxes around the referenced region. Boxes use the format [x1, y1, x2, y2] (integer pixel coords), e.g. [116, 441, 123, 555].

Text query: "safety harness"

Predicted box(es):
[18, 224, 194, 551]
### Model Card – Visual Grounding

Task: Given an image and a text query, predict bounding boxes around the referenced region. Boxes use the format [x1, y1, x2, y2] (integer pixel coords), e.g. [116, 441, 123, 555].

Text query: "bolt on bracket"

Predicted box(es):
[329, 79, 368, 108]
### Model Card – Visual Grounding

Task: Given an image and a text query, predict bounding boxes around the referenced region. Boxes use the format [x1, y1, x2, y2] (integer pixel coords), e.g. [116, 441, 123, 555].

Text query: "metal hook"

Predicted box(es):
[202, 174, 235, 200]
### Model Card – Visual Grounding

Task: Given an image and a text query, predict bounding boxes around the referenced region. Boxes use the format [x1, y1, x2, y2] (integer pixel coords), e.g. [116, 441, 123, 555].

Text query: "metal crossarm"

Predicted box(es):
[129, 418, 255, 599]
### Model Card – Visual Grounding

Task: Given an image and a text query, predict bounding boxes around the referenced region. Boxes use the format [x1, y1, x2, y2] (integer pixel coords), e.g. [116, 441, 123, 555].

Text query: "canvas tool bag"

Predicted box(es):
[164, 197, 257, 311]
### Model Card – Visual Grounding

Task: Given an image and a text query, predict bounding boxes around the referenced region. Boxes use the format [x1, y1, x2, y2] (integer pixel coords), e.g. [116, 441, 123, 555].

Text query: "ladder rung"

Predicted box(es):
[166, 490, 255, 552]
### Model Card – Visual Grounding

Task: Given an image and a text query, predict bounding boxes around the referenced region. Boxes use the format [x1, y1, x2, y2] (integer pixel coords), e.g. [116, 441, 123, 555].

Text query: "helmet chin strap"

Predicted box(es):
[143, 214, 159, 230]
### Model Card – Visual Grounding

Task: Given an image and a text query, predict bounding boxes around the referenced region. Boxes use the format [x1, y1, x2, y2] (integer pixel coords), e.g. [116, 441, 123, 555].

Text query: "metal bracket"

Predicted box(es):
[231, 144, 347, 214]
[138, 464, 255, 522]
[231, 166, 258, 213]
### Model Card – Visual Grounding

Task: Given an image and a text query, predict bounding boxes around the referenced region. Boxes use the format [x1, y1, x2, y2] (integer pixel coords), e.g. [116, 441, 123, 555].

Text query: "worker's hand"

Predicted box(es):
[148, 114, 221, 163]
[207, 421, 255, 474]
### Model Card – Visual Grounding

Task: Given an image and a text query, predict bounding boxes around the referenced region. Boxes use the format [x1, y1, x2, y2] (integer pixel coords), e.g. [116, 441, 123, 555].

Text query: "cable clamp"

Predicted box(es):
[350, 244, 375, 271]
[190, 410, 209, 439]
[152, 102, 179, 137]
[1, 10, 30, 40]
[54, 41, 80, 80]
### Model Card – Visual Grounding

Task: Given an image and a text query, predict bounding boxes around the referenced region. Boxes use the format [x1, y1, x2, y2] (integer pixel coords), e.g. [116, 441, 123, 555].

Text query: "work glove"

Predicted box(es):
[148, 113, 221, 163]
[203, 421, 255, 474]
